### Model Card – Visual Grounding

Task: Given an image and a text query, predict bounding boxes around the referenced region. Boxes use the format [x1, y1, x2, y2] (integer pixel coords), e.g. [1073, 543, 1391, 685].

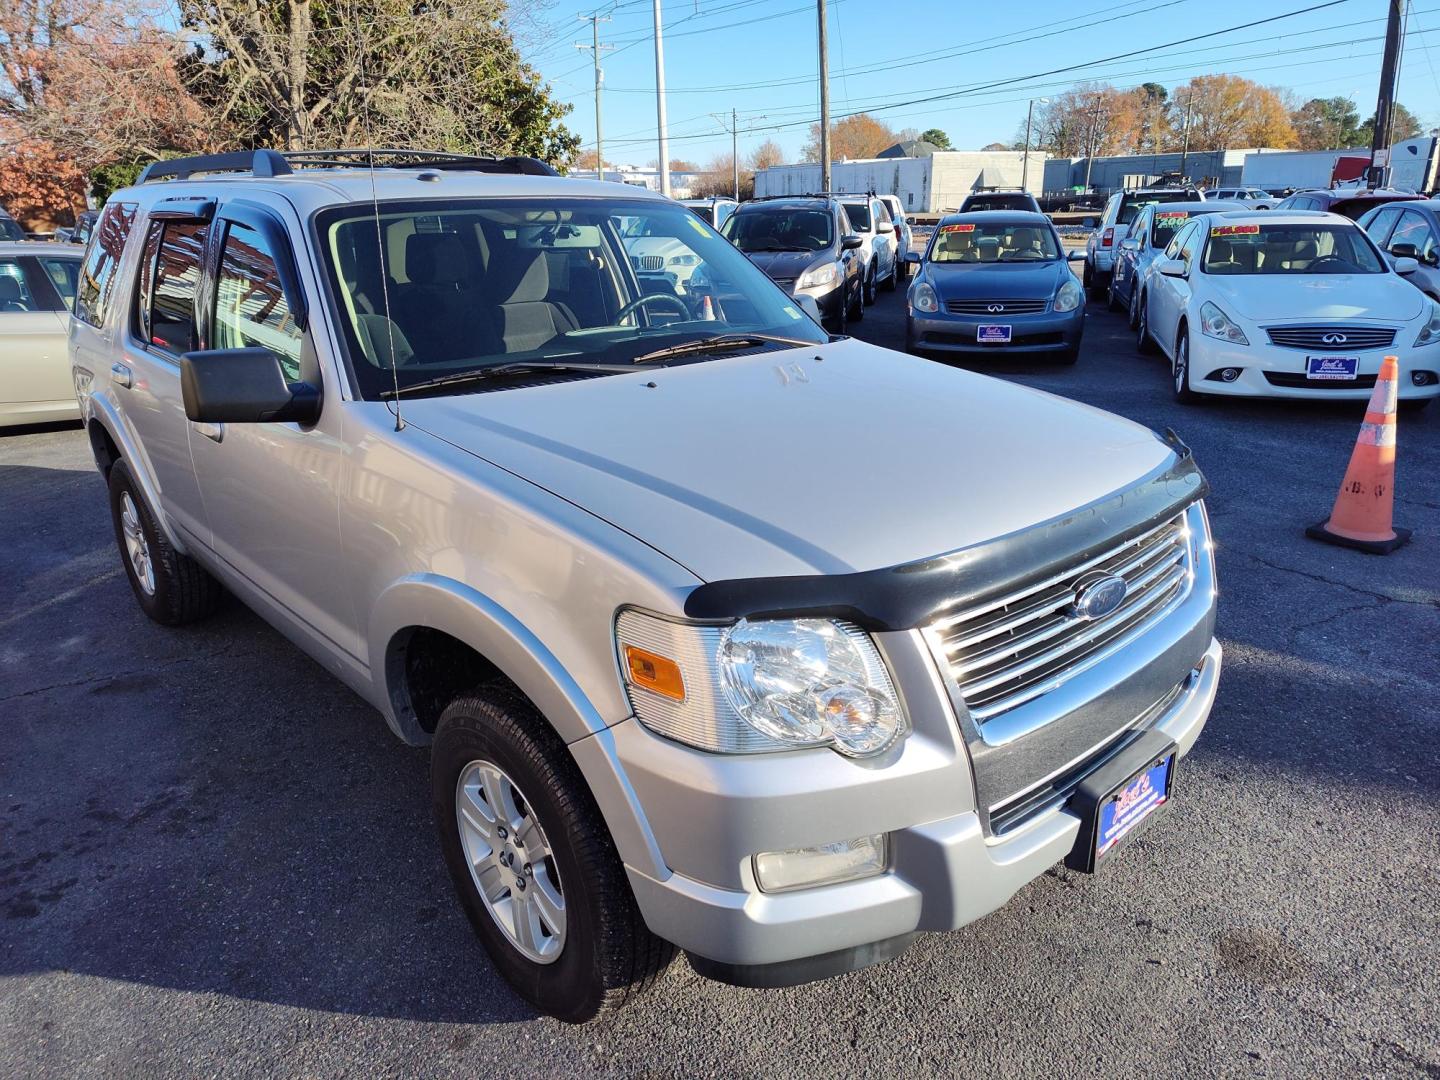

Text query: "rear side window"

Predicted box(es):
[213, 222, 303, 379]
[74, 202, 138, 327]
[137, 220, 208, 355]
[37, 256, 80, 311]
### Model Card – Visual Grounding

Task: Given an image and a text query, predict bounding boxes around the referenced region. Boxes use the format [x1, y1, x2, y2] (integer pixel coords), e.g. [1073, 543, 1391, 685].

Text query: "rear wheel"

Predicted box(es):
[107, 459, 221, 626]
[1172, 329, 1202, 404]
[432, 687, 674, 1023]
[881, 257, 898, 291]
[1128, 285, 1142, 330]
[1106, 277, 1123, 312]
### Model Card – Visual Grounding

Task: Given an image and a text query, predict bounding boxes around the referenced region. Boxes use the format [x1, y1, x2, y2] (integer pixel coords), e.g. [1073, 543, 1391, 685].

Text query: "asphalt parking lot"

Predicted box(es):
[3, 287, 1439, 1078]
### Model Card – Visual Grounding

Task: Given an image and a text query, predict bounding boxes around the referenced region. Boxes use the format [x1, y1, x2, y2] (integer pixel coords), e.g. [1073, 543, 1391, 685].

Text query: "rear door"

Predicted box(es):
[184, 200, 360, 660]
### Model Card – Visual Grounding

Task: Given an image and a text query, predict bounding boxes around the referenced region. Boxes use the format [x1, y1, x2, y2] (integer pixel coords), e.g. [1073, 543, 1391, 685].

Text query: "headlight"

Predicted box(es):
[1053, 276, 1082, 312]
[1415, 301, 1440, 346]
[615, 611, 907, 757]
[795, 263, 839, 290]
[1199, 301, 1248, 345]
[669, 254, 699, 266]
[910, 280, 939, 314]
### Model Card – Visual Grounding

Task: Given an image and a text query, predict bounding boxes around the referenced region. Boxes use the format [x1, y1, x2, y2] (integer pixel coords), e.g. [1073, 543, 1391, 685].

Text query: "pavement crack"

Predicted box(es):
[1248, 555, 1440, 611]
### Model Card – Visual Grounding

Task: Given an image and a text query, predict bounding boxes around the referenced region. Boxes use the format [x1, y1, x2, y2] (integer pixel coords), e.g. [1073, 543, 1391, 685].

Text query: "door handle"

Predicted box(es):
[111, 363, 132, 389]
[193, 421, 224, 443]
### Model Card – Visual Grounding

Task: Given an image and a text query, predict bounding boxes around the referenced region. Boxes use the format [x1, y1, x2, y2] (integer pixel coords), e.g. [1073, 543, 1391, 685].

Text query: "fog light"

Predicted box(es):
[1413, 370, 1437, 386]
[753, 834, 887, 893]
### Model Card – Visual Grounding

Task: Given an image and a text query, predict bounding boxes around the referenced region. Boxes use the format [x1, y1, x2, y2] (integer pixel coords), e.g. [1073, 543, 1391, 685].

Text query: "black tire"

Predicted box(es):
[1127, 285, 1142, 330]
[863, 263, 877, 306]
[1106, 278, 1123, 312]
[1084, 261, 1106, 301]
[1136, 293, 1157, 355]
[432, 688, 674, 1023]
[849, 276, 865, 322]
[828, 290, 848, 335]
[107, 459, 221, 626]
[1172, 328, 1202, 404]
[881, 258, 898, 292]
[1057, 344, 1080, 365]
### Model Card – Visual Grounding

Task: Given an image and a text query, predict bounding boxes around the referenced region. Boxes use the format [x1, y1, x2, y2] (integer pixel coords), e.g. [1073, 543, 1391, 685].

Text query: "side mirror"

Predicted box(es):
[1082, 217, 1098, 229]
[1157, 257, 1187, 278]
[1390, 242, 1420, 260]
[1120, 238, 1140, 250]
[795, 294, 823, 324]
[877, 221, 895, 234]
[181, 348, 320, 425]
[1067, 249, 1087, 262]
[1394, 256, 1420, 275]
[841, 234, 863, 251]
[904, 250, 922, 264]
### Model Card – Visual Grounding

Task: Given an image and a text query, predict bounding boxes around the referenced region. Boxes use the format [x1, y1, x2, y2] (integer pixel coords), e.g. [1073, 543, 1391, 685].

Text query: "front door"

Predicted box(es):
[184, 203, 361, 662]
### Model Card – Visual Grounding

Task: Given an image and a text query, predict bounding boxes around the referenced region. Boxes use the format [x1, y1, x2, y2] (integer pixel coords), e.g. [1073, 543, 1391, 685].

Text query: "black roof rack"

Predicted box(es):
[138, 148, 560, 184]
[746, 190, 875, 203]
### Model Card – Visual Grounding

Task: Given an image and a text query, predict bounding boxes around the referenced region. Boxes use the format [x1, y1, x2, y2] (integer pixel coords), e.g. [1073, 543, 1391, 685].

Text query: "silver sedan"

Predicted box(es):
[1, 241, 84, 428]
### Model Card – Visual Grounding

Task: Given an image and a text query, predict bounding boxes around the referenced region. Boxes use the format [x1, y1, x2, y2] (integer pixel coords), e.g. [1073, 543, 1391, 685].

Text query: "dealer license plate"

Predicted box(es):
[977, 324, 1012, 344]
[1095, 753, 1175, 860]
[1305, 355, 1359, 380]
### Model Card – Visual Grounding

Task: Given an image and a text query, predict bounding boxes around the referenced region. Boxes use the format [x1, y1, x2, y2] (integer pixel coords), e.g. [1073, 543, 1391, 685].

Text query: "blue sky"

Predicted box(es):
[518, 0, 1440, 167]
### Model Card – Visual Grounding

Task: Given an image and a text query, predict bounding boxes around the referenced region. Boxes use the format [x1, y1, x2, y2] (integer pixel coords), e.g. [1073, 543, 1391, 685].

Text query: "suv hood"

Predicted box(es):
[1207, 273, 1424, 323]
[744, 249, 829, 280]
[401, 339, 1175, 582]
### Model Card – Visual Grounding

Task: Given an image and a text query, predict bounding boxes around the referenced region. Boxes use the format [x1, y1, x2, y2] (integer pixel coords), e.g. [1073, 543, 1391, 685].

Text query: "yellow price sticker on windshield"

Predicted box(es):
[940, 223, 976, 233]
[1156, 211, 1189, 220]
[1211, 224, 1260, 236]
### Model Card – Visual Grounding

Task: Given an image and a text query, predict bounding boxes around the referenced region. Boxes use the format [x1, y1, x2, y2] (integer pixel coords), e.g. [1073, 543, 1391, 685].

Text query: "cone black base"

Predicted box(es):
[1305, 521, 1412, 555]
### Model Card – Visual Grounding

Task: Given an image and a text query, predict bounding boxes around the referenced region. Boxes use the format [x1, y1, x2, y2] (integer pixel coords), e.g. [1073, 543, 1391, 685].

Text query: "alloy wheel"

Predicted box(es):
[1174, 335, 1189, 393]
[456, 758, 566, 964]
[120, 492, 155, 596]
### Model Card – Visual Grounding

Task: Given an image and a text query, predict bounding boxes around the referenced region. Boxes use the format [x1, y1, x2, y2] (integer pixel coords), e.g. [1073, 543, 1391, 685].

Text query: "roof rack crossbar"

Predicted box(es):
[139, 150, 293, 183]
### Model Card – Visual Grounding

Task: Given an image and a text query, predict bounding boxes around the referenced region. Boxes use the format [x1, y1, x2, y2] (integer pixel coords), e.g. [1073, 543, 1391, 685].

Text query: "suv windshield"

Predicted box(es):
[722, 207, 834, 252]
[964, 194, 1034, 212]
[320, 197, 825, 398]
[1201, 223, 1385, 275]
[1118, 191, 1195, 225]
[840, 202, 871, 230]
[929, 221, 1059, 263]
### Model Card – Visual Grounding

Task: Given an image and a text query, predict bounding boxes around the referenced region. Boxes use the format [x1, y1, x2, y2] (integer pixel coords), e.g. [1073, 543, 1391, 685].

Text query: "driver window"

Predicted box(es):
[1178, 222, 1201, 268]
[1389, 211, 1437, 260]
[1164, 221, 1194, 260]
[214, 222, 304, 379]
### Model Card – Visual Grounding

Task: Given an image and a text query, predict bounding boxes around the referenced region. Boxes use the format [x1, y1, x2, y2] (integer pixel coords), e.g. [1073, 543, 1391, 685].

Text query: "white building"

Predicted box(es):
[594, 165, 702, 199]
[753, 151, 1047, 214]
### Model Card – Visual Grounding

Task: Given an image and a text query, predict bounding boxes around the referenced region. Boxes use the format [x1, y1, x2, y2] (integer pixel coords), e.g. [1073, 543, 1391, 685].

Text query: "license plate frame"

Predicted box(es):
[1305, 355, 1360, 380]
[977, 324, 1012, 344]
[1064, 732, 1177, 873]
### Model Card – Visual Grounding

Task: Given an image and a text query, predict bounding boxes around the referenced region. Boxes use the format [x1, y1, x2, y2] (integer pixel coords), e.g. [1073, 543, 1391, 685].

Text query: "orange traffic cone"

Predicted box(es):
[1306, 355, 1411, 554]
[699, 294, 717, 321]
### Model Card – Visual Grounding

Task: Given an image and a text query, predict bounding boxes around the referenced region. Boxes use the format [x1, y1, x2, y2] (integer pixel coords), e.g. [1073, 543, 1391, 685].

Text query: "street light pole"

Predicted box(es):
[818, 0, 831, 192]
[653, 0, 671, 197]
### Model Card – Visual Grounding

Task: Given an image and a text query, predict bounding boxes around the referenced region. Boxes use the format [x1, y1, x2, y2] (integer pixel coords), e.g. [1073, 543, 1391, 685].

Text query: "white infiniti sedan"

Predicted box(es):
[1137, 210, 1440, 409]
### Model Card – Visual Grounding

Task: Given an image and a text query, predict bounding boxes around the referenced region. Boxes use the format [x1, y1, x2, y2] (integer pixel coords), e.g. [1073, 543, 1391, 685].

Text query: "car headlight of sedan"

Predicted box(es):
[795, 263, 839, 290]
[616, 611, 907, 758]
[910, 279, 939, 314]
[1414, 301, 1440, 346]
[1053, 276, 1083, 312]
[1199, 301, 1249, 345]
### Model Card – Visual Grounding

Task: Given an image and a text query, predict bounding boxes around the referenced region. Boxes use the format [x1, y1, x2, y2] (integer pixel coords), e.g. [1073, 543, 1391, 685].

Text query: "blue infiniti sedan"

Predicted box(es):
[905, 211, 1087, 364]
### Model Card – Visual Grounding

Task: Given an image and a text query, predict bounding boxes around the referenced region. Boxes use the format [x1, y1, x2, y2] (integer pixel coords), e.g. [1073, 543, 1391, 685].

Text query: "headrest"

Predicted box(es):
[0, 276, 21, 301]
[407, 233, 470, 287]
[497, 251, 551, 304]
[1009, 227, 1040, 249]
[977, 237, 1000, 262]
[942, 231, 971, 255]
[1208, 238, 1233, 263]
[354, 314, 415, 367]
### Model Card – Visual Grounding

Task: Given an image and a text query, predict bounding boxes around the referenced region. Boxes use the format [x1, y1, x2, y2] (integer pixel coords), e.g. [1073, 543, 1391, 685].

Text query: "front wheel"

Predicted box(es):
[849, 276, 865, 321]
[1173, 330, 1202, 403]
[432, 688, 674, 1023]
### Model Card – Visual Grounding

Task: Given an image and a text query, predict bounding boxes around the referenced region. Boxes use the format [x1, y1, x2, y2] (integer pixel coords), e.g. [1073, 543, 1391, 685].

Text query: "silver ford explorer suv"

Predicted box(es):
[71, 149, 1221, 1023]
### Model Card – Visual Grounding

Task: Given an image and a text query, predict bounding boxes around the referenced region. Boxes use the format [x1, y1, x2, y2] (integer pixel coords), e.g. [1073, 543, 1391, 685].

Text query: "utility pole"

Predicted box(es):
[574, 13, 613, 182]
[653, 0, 671, 197]
[711, 109, 741, 199]
[818, 0, 831, 192]
[1083, 101, 1102, 193]
[1022, 97, 1048, 193]
[1177, 91, 1195, 180]
[1369, 0, 1404, 189]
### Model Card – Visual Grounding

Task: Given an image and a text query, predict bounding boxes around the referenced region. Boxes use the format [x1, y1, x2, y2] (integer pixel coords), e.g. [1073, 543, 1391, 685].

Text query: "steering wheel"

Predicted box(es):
[616, 293, 691, 325]
[1307, 255, 1350, 273]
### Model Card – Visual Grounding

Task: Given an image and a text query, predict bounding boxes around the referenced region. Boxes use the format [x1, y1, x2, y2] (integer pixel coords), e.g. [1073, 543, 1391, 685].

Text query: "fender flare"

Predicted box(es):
[85, 395, 187, 553]
[370, 573, 608, 748]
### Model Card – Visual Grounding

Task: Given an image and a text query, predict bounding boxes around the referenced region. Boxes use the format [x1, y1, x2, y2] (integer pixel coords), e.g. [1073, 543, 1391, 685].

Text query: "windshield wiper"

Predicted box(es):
[630, 333, 816, 365]
[380, 360, 644, 399]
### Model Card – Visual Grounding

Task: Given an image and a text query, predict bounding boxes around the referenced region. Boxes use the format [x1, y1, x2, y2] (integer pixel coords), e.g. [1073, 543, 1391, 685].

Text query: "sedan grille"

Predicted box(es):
[1265, 326, 1396, 350]
[945, 298, 1048, 315]
[632, 255, 665, 272]
[931, 515, 1192, 721]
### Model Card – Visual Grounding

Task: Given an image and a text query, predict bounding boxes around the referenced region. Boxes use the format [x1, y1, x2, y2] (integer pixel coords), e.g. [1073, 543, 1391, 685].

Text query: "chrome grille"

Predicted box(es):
[945, 298, 1048, 315]
[1265, 326, 1395, 350]
[932, 514, 1193, 721]
[632, 254, 665, 272]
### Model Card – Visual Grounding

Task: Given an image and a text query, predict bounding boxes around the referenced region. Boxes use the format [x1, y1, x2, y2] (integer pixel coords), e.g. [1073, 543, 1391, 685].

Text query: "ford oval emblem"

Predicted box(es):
[1321, 332, 1347, 345]
[1072, 574, 1128, 621]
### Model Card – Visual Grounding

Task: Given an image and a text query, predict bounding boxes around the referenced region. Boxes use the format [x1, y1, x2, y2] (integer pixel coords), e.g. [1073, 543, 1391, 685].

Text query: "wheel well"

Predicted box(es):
[387, 626, 505, 735]
[1176, 318, 1188, 351]
[88, 419, 120, 477]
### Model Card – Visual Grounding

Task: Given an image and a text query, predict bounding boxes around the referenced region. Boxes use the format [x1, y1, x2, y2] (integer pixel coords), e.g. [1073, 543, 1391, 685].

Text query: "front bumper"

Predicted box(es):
[1185, 336, 1440, 400]
[908, 307, 1084, 356]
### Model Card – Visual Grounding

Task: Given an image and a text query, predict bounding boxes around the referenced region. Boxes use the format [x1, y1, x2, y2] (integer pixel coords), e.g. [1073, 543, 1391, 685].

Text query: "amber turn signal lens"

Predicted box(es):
[623, 646, 685, 701]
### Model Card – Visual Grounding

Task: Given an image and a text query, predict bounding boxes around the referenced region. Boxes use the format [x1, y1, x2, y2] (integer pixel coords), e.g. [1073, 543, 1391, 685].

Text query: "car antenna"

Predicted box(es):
[352, 24, 405, 431]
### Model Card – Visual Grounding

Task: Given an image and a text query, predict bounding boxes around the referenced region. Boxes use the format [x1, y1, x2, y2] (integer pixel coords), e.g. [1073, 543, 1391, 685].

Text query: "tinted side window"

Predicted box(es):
[1165, 221, 1196, 260]
[143, 221, 208, 355]
[213, 222, 304, 379]
[37, 256, 80, 311]
[1178, 222, 1201, 266]
[75, 202, 137, 327]
[1389, 210, 1438, 260]
[1364, 206, 1404, 246]
[0, 258, 38, 312]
